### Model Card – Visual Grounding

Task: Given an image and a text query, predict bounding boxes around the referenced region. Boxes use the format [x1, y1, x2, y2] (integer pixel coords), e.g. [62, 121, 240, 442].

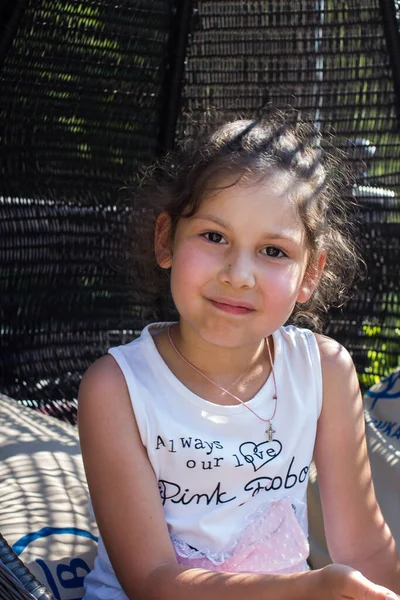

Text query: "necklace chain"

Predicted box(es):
[167, 325, 278, 440]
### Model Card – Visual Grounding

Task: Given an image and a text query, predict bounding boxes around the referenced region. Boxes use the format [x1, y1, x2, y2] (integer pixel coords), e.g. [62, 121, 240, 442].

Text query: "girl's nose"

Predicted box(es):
[218, 252, 256, 289]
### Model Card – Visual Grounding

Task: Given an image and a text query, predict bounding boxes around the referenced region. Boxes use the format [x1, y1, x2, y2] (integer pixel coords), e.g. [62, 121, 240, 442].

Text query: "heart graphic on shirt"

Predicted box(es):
[239, 440, 282, 472]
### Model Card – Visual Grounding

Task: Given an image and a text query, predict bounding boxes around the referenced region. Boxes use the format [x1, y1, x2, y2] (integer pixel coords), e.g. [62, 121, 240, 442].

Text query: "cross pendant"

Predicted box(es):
[267, 422, 275, 442]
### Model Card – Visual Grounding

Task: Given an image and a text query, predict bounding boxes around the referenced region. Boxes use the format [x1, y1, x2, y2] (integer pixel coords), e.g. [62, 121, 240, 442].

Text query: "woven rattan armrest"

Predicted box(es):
[0, 532, 54, 600]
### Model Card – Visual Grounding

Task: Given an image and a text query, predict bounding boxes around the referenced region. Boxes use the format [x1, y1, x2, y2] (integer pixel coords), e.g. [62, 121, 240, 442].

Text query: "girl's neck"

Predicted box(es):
[153, 322, 273, 404]
[172, 322, 268, 377]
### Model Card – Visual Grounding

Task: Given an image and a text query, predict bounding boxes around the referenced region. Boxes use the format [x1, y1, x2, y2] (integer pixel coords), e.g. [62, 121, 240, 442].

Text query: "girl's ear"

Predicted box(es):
[154, 211, 173, 268]
[296, 251, 327, 303]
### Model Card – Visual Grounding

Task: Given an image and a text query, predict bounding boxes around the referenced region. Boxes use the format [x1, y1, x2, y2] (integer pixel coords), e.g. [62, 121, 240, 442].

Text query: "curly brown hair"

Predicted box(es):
[126, 113, 363, 330]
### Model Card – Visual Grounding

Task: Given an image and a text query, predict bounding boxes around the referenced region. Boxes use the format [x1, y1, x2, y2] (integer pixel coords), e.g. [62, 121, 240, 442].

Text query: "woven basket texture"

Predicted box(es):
[0, 531, 54, 599]
[1, 0, 177, 422]
[1, 0, 399, 418]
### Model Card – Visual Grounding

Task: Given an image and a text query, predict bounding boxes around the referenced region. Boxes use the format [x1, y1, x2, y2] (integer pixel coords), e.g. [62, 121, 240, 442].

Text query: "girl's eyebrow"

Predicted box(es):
[192, 214, 302, 243]
[191, 214, 231, 229]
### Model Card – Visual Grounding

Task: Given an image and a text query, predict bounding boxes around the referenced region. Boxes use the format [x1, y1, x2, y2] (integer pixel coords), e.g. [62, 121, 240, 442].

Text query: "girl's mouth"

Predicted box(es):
[208, 299, 255, 315]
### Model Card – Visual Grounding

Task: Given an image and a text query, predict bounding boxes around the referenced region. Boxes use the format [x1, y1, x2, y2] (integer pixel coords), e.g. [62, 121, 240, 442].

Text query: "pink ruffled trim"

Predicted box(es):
[172, 498, 309, 574]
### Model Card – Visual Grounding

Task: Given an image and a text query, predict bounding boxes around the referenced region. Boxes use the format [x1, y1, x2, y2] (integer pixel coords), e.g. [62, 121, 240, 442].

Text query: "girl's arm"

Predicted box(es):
[78, 354, 398, 600]
[313, 334, 400, 593]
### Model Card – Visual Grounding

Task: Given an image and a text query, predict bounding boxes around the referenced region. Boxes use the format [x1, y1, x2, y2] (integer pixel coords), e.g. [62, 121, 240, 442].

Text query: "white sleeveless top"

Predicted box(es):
[83, 323, 322, 599]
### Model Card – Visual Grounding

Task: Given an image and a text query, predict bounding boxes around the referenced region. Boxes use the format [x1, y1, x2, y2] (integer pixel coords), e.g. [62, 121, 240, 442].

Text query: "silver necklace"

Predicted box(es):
[167, 325, 278, 441]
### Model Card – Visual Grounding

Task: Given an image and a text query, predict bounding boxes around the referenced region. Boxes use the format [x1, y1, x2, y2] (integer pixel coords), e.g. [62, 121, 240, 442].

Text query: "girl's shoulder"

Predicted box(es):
[278, 323, 317, 342]
[80, 326, 158, 392]
[78, 323, 169, 412]
[278, 327, 357, 400]
[312, 333, 360, 421]
[108, 321, 173, 358]
[278, 323, 321, 358]
[78, 354, 128, 410]
[280, 326, 354, 373]
[313, 332, 356, 377]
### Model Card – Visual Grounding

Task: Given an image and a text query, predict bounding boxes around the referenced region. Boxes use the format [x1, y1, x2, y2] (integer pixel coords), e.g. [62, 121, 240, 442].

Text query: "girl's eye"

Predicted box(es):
[202, 232, 226, 244]
[261, 246, 286, 258]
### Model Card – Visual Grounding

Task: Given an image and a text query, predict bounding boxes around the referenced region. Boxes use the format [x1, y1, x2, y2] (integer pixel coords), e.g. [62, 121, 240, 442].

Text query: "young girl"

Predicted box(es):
[79, 117, 400, 600]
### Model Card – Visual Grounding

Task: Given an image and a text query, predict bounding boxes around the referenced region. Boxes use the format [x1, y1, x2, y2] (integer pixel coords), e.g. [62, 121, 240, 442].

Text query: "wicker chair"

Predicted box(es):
[1, 1, 399, 597]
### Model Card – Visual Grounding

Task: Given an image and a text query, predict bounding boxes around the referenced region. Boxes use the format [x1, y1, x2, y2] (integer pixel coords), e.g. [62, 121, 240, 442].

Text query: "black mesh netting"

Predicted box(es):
[1, 0, 399, 423]
[0, 0, 177, 422]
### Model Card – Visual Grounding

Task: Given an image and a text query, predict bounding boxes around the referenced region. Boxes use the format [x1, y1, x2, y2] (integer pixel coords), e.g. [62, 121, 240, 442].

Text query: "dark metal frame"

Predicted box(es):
[379, 0, 400, 122]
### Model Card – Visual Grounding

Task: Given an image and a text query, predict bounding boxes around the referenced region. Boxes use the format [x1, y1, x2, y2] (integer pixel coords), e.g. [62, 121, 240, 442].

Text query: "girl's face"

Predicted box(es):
[155, 172, 325, 350]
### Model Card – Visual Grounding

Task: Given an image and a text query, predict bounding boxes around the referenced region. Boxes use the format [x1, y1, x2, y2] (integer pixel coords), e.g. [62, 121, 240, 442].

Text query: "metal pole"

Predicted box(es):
[313, 0, 325, 132]
[159, 0, 194, 153]
[379, 0, 400, 121]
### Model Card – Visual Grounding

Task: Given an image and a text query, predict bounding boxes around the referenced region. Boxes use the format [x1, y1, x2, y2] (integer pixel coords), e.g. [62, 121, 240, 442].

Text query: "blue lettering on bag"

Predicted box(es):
[13, 527, 98, 600]
[12, 527, 98, 555]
